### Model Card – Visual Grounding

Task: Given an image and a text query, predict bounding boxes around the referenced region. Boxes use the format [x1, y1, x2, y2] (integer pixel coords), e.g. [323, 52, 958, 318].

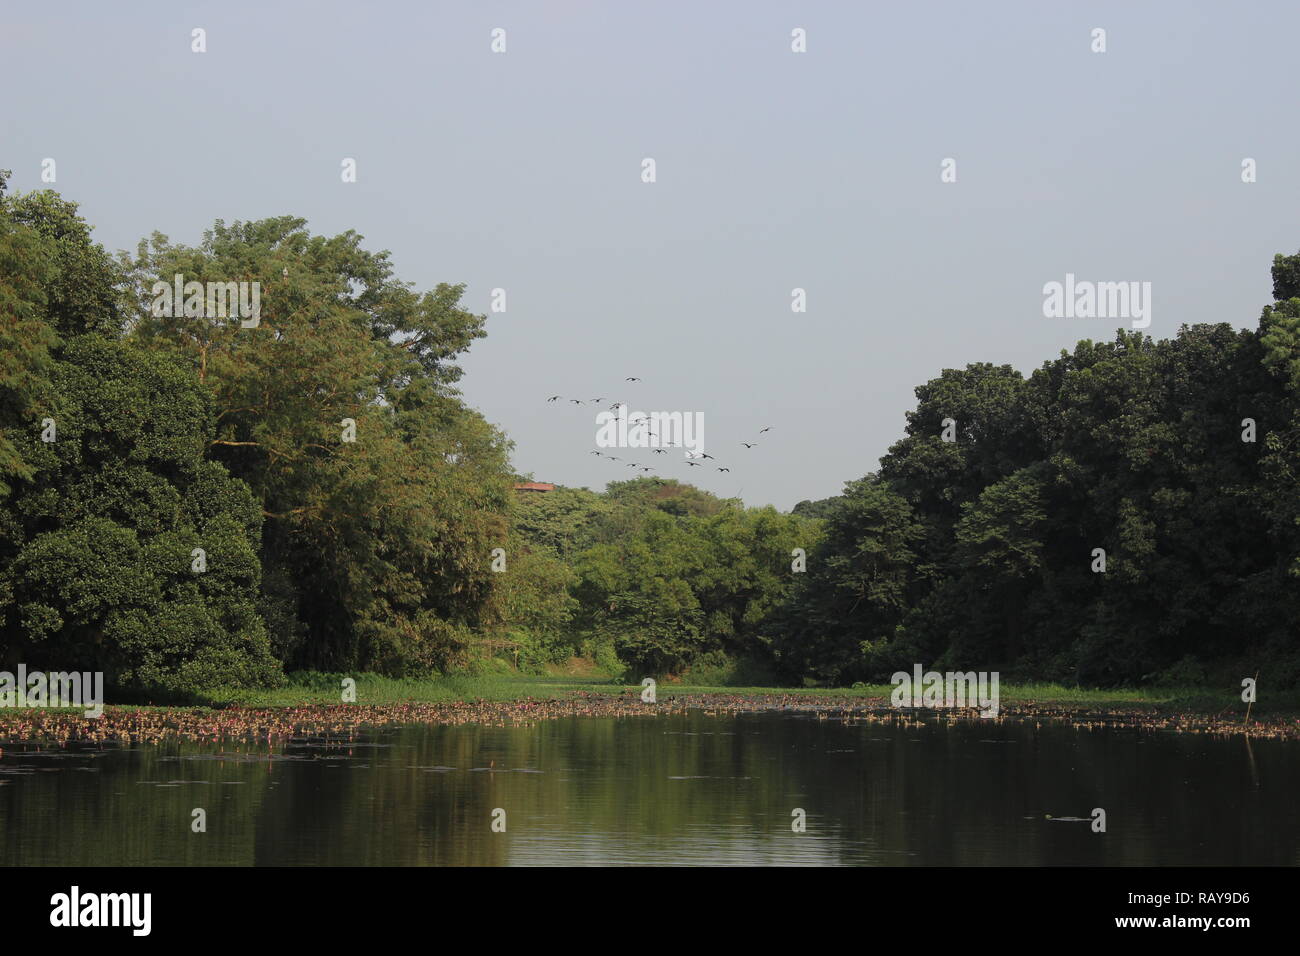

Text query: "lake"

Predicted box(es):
[1, 710, 1295, 866]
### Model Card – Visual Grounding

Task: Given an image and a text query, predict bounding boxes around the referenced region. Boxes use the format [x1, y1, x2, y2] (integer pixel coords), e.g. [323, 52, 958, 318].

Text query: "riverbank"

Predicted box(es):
[1, 674, 1295, 745]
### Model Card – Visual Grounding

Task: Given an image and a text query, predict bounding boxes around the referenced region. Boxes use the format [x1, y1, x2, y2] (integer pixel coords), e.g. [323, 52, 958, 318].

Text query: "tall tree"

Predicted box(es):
[119, 218, 513, 672]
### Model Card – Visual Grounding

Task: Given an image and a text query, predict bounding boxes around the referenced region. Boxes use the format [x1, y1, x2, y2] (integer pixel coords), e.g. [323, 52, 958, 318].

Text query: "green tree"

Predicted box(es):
[120, 218, 513, 673]
[0, 172, 59, 496]
[0, 336, 281, 693]
[774, 477, 921, 683]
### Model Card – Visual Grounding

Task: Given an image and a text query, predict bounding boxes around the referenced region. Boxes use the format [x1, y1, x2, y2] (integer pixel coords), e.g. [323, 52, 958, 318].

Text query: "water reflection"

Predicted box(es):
[1, 712, 1295, 866]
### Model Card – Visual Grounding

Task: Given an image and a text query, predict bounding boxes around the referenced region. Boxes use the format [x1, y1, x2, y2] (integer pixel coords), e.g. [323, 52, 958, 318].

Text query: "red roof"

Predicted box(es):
[513, 482, 555, 492]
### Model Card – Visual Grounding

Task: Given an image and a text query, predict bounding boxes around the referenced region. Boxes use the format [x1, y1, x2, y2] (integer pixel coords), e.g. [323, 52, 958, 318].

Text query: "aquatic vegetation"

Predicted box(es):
[0, 691, 1294, 748]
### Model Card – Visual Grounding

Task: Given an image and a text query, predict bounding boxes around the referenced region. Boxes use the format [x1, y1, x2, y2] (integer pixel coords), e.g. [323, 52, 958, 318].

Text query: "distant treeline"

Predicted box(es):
[1, 172, 1297, 694]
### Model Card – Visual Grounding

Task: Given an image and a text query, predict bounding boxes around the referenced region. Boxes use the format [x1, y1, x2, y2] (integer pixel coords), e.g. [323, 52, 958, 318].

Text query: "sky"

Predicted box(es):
[4, 0, 1298, 509]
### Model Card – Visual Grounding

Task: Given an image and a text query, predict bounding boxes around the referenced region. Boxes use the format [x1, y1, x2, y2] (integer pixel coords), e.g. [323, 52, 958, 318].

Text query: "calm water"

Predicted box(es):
[1, 711, 1295, 866]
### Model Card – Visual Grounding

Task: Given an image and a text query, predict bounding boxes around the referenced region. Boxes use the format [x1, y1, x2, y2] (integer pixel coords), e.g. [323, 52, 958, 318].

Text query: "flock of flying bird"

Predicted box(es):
[545, 377, 772, 481]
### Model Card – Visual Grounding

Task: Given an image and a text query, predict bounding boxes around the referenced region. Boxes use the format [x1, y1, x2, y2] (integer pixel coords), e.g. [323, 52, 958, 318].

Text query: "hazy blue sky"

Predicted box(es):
[5, 1, 1298, 509]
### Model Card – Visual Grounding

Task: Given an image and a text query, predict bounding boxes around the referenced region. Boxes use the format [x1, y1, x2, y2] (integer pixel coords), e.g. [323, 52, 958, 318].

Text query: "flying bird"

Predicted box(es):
[547, 396, 562, 402]
[717, 467, 730, 472]
[759, 426, 772, 433]
[652, 449, 667, 455]
[741, 443, 756, 448]
[685, 460, 701, 467]
[625, 376, 641, 382]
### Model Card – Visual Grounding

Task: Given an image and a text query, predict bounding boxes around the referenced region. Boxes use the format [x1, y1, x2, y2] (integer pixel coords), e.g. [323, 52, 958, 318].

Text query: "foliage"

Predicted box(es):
[777, 266, 1300, 685]
[569, 481, 816, 675]
[4, 177, 1297, 693]
[118, 217, 513, 674]
[0, 336, 281, 693]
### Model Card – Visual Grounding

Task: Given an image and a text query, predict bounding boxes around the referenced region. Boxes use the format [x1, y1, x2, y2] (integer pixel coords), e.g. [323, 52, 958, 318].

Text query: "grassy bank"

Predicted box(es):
[3, 670, 1295, 747]
[169, 671, 1298, 716]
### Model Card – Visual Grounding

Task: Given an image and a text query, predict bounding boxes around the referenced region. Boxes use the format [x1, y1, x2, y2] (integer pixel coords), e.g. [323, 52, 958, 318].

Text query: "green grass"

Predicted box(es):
[190, 672, 621, 708]
[5, 674, 1293, 719]
[163, 672, 1298, 715]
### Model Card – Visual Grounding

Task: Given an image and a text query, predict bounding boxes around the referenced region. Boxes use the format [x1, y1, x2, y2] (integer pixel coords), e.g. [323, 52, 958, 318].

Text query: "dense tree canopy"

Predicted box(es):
[0, 175, 278, 692]
[774, 262, 1300, 687]
[565, 479, 815, 675]
[1, 174, 1296, 693]
[0, 336, 280, 693]
[119, 217, 513, 674]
